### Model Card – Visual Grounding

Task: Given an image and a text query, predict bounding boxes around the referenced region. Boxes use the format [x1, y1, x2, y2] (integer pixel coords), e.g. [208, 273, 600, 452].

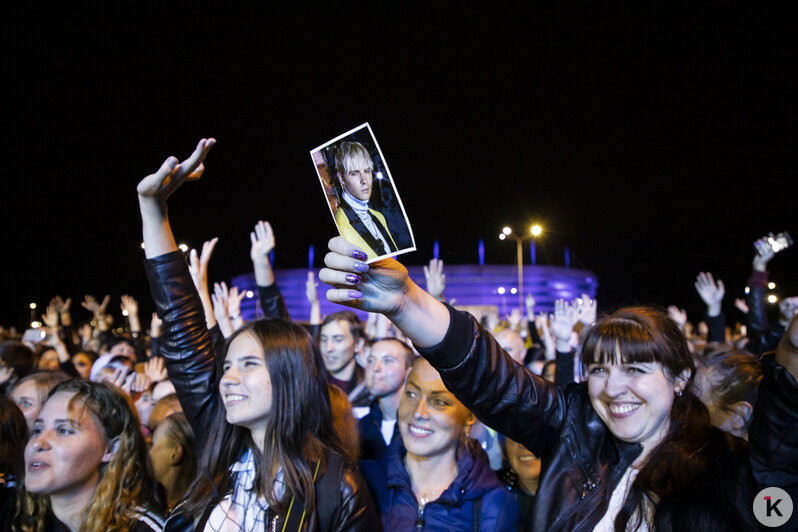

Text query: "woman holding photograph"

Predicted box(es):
[320, 236, 798, 531]
[137, 139, 378, 531]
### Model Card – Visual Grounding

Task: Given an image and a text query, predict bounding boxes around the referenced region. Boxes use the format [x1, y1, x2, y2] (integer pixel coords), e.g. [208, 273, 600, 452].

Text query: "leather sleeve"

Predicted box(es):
[705, 312, 726, 344]
[144, 251, 218, 439]
[257, 283, 290, 321]
[748, 352, 798, 494]
[330, 460, 380, 531]
[416, 305, 568, 459]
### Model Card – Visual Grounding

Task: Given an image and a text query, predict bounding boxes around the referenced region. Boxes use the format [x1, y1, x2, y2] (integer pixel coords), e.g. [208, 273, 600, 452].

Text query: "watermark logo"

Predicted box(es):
[753, 487, 793, 528]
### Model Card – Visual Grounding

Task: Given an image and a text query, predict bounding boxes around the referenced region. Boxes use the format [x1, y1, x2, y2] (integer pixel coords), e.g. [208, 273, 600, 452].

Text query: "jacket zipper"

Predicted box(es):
[415, 498, 427, 531]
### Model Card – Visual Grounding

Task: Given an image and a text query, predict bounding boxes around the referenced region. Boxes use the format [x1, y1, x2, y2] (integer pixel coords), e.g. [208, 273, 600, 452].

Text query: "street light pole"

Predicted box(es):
[500, 224, 543, 311]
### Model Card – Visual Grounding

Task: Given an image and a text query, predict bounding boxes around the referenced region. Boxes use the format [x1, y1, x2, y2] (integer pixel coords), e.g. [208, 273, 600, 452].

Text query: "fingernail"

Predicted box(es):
[346, 274, 361, 285]
[348, 291, 363, 299]
[352, 249, 368, 261]
[353, 262, 369, 273]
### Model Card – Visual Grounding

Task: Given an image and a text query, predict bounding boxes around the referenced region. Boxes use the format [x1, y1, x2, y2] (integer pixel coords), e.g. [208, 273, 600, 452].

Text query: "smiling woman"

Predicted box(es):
[360, 358, 520, 531]
[319, 237, 798, 531]
[138, 140, 378, 531]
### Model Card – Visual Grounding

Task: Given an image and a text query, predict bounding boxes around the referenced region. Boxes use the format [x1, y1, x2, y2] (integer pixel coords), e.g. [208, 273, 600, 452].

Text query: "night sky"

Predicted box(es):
[3, 6, 795, 328]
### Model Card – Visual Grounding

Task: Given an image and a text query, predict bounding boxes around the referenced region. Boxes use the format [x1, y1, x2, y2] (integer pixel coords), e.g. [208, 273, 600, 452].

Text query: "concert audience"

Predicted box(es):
[0, 137, 794, 532]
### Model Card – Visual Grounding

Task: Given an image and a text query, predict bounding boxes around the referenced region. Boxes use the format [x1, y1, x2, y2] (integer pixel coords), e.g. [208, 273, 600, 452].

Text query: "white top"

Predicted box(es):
[592, 466, 650, 532]
[380, 418, 397, 445]
[205, 449, 284, 532]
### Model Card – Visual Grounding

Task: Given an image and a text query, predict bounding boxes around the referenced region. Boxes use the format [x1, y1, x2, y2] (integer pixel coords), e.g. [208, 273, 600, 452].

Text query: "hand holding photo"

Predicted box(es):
[311, 123, 415, 262]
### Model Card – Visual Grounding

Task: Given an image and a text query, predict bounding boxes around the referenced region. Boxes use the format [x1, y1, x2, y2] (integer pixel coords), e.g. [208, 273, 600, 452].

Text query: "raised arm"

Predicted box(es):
[250, 220, 290, 320]
[320, 237, 566, 455]
[694, 272, 726, 344]
[321, 237, 449, 348]
[137, 138, 218, 437]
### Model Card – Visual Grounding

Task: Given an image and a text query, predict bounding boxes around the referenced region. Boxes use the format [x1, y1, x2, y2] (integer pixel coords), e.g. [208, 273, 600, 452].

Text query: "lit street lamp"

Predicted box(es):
[499, 225, 543, 308]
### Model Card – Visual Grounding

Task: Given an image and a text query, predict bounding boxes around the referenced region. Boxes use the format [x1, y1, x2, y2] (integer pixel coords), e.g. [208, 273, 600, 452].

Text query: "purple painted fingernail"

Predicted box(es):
[346, 274, 361, 285]
[352, 249, 368, 261]
[353, 262, 369, 273]
[348, 291, 363, 299]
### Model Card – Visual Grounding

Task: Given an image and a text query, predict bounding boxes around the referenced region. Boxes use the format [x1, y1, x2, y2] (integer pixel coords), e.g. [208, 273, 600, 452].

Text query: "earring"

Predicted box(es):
[676, 390, 683, 397]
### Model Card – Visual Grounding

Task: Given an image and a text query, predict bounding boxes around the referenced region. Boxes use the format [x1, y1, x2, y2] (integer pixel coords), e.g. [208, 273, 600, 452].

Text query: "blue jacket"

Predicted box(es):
[361, 438, 519, 531]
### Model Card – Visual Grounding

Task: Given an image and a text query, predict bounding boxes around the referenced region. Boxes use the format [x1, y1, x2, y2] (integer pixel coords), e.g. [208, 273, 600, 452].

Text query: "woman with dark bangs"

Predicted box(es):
[137, 140, 377, 531]
[320, 237, 798, 531]
[19, 380, 163, 531]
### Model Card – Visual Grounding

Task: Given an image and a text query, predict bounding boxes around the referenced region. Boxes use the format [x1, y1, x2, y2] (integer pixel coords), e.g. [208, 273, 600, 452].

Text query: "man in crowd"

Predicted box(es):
[319, 311, 369, 406]
[357, 338, 415, 460]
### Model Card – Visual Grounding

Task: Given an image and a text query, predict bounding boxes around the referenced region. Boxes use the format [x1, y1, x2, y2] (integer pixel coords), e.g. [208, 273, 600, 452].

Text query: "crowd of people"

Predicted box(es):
[1, 139, 796, 531]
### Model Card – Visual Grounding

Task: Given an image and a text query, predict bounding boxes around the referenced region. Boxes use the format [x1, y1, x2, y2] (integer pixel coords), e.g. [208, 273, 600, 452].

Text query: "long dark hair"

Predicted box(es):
[581, 307, 758, 531]
[184, 319, 344, 516]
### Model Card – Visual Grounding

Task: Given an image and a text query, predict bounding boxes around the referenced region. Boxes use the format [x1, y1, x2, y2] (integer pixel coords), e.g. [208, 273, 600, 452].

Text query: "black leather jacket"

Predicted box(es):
[145, 251, 379, 532]
[416, 305, 798, 531]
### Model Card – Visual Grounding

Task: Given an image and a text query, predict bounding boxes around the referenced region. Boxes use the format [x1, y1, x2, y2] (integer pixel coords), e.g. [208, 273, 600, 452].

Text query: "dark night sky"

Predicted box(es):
[2, 5, 795, 328]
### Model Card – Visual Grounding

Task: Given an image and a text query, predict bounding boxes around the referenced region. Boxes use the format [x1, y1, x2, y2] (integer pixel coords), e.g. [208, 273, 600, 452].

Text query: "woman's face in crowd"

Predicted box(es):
[38, 349, 60, 371]
[24, 391, 110, 496]
[587, 360, 682, 451]
[71, 353, 93, 380]
[220, 333, 272, 436]
[398, 359, 474, 461]
[505, 438, 541, 485]
[10, 379, 43, 431]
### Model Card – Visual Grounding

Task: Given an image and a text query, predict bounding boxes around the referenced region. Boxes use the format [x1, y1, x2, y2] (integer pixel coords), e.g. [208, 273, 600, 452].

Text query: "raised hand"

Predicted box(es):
[525, 294, 536, 320]
[137, 138, 216, 259]
[535, 313, 555, 360]
[212, 282, 234, 338]
[82, 294, 110, 316]
[320, 237, 409, 316]
[41, 303, 59, 329]
[667, 305, 688, 333]
[574, 294, 597, 326]
[694, 272, 725, 317]
[423, 258, 446, 301]
[306, 271, 319, 304]
[551, 299, 577, 352]
[306, 271, 322, 325]
[250, 221, 276, 286]
[137, 138, 216, 205]
[120, 294, 142, 332]
[752, 236, 775, 272]
[188, 238, 219, 330]
[188, 238, 219, 294]
[734, 298, 749, 314]
[143, 356, 168, 383]
[227, 286, 246, 331]
[320, 236, 450, 348]
[52, 296, 72, 315]
[507, 308, 523, 331]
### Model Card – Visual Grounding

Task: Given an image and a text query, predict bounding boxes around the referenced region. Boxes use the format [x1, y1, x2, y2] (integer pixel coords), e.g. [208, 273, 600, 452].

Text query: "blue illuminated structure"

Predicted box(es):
[233, 264, 597, 321]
